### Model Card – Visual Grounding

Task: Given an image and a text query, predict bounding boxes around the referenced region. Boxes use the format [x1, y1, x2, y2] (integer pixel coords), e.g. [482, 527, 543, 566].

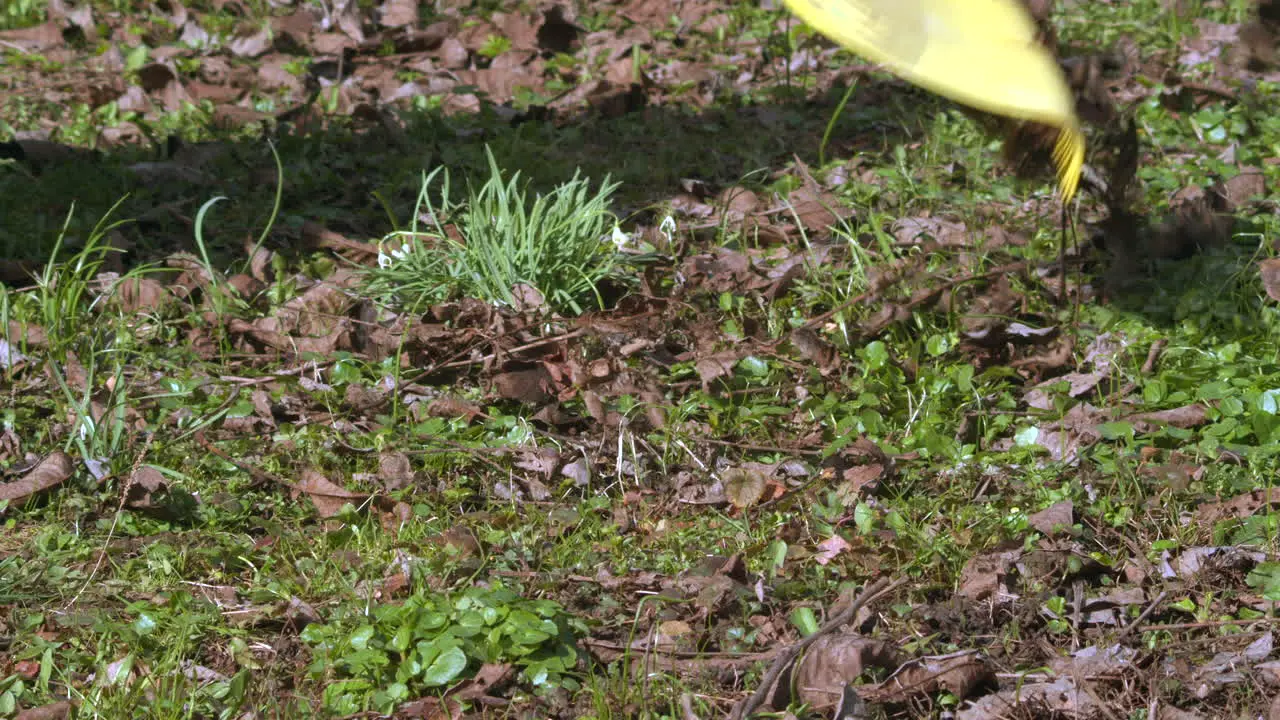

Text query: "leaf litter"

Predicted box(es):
[4, 0, 1280, 717]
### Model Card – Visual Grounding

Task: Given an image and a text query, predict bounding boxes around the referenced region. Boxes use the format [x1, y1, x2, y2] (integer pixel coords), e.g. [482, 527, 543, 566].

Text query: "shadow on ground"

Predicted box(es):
[0, 78, 947, 273]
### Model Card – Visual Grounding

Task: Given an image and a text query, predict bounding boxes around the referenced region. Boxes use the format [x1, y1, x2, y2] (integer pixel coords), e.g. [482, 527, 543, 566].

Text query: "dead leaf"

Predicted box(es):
[814, 535, 851, 565]
[1216, 167, 1267, 210]
[430, 526, 482, 560]
[380, 571, 411, 598]
[229, 25, 272, 57]
[0, 452, 74, 502]
[787, 635, 902, 712]
[492, 366, 554, 405]
[1027, 500, 1075, 536]
[1048, 643, 1137, 677]
[136, 62, 191, 111]
[1261, 258, 1280, 302]
[1160, 545, 1265, 581]
[1125, 403, 1209, 431]
[344, 383, 386, 412]
[451, 662, 515, 701]
[378, 452, 416, 491]
[789, 327, 839, 374]
[956, 548, 1021, 602]
[396, 696, 462, 720]
[717, 185, 760, 220]
[124, 466, 169, 509]
[893, 216, 970, 247]
[1024, 371, 1105, 411]
[722, 465, 767, 508]
[783, 182, 849, 237]
[0, 22, 63, 51]
[263, 598, 312, 634]
[865, 651, 994, 704]
[694, 349, 742, 389]
[14, 701, 73, 720]
[648, 620, 696, 651]
[424, 395, 483, 422]
[957, 676, 1094, 719]
[294, 468, 367, 518]
[110, 277, 174, 313]
[1190, 632, 1274, 698]
[1199, 487, 1280, 524]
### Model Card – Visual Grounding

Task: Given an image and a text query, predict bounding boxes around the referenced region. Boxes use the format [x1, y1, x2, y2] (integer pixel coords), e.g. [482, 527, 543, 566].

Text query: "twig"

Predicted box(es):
[1074, 669, 1124, 720]
[729, 577, 902, 720]
[1116, 590, 1168, 642]
[582, 637, 774, 661]
[1141, 339, 1167, 375]
[680, 692, 701, 720]
[195, 428, 297, 490]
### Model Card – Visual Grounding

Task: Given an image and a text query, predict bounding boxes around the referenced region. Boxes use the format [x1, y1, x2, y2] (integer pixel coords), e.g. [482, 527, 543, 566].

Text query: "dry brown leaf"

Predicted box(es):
[722, 465, 767, 509]
[694, 349, 742, 388]
[0, 452, 74, 502]
[137, 62, 190, 111]
[430, 526, 482, 560]
[380, 571, 411, 599]
[491, 366, 554, 405]
[451, 662, 515, 701]
[814, 535, 851, 565]
[14, 701, 73, 720]
[377, 452, 416, 492]
[396, 696, 462, 720]
[860, 303, 911, 337]
[1261, 258, 1280, 302]
[228, 319, 346, 355]
[893, 216, 969, 247]
[1216, 166, 1267, 210]
[344, 383, 386, 413]
[1023, 371, 1105, 411]
[1163, 546, 1264, 582]
[295, 468, 367, 518]
[786, 635, 901, 712]
[0, 22, 63, 50]
[1027, 500, 1075, 536]
[424, 395, 483, 423]
[957, 676, 1092, 719]
[783, 182, 848, 238]
[124, 466, 168, 509]
[649, 620, 696, 651]
[789, 327, 839, 374]
[956, 548, 1021, 602]
[1125, 403, 1209, 431]
[110, 277, 174, 313]
[866, 651, 993, 704]
[1200, 487, 1280, 524]
[229, 25, 272, 57]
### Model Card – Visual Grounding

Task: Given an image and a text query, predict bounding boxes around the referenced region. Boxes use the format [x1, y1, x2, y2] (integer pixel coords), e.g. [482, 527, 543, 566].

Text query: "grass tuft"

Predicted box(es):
[365, 146, 628, 316]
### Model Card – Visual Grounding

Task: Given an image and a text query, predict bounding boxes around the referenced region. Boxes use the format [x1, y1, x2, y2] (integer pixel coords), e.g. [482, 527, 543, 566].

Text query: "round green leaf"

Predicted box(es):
[348, 625, 376, 651]
[422, 646, 467, 687]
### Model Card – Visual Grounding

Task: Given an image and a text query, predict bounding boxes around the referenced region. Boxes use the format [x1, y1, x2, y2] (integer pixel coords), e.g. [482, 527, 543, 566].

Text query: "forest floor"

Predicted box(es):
[3, 0, 1280, 718]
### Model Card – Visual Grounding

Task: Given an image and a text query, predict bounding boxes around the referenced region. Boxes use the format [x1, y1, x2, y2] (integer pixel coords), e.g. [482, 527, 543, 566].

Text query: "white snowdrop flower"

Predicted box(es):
[658, 215, 676, 245]
[377, 240, 413, 268]
[610, 224, 629, 250]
